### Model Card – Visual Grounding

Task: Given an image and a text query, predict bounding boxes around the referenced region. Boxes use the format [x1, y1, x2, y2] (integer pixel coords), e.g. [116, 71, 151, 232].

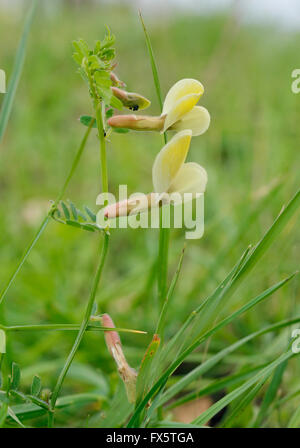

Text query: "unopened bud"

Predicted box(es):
[108, 114, 165, 131]
[102, 314, 137, 403]
[111, 86, 151, 111]
[103, 193, 157, 219]
[110, 72, 126, 87]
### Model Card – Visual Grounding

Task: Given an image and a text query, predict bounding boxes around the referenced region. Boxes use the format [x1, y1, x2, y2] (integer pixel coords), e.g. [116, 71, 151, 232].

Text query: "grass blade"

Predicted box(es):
[288, 405, 300, 428]
[155, 273, 297, 408]
[138, 10, 163, 112]
[221, 378, 267, 428]
[0, 0, 38, 142]
[193, 350, 296, 426]
[156, 246, 185, 339]
[166, 363, 268, 411]
[136, 334, 160, 406]
[127, 316, 300, 427]
[168, 189, 300, 357]
[252, 356, 288, 427]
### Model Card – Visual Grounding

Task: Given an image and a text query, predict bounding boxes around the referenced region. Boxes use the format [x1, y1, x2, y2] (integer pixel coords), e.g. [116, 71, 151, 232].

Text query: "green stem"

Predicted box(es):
[157, 215, 170, 307]
[95, 103, 108, 198]
[49, 233, 109, 422]
[139, 11, 170, 312]
[48, 103, 109, 425]
[0, 322, 145, 334]
[156, 246, 185, 342]
[0, 120, 94, 307]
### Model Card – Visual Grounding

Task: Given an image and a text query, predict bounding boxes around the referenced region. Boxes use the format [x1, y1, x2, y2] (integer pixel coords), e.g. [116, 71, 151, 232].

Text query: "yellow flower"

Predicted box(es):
[102, 130, 207, 218]
[108, 78, 210, 136]
[152, 129, 207, 195]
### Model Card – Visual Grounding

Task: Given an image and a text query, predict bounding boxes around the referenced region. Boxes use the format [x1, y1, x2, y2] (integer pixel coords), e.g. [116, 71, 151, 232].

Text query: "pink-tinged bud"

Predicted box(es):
[103, 199, 132, 219]
[102, 194, 155, 219]
[102, 313, 121, 352]
[102, 313, 137, 403]
[111, 86, 151, 111]
[108, 114, 165, 131]
[110, 72, 126, 87]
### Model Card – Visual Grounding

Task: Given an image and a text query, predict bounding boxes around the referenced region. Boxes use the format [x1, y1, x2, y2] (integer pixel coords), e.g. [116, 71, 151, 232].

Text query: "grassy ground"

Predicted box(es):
[0, 1, 299, 427]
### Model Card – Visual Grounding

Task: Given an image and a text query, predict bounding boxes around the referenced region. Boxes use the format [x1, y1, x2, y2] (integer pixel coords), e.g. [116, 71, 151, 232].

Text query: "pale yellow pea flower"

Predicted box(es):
[102, 130, 207, 219]
[108, 78, 210, 136]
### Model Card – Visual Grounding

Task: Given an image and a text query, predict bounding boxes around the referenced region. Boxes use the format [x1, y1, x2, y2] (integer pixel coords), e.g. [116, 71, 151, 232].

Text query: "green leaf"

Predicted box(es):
[31, 375, 41, 397]
[84, 206, 97, 222]
[26, 395, 49, 410]
[7, 406, 25, 428]
[11, 362, 21, 390]
[61, 201, 70, 220]
[0, 0, 38, 143]
[79, 115, 97, 128]
[51, 202, 103, 233]
[105, 108, 114, 119]
[0, 401, 8, 427]
[65, 220, 82, 229]
[94, 70, 112, 88]
[69, 201, 78, 220]
[8, 393, 102, 422]
[110, 95, 123, 110]
[112, 127, 129, 134]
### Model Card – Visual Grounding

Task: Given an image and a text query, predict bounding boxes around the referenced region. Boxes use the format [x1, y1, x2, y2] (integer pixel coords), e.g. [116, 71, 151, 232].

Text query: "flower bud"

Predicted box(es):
[111, 86, 151, 111]
[108, 114, 165, 131]
[110, 71, 126, 87]
[102, 193, 157, 219]
[102, 313, 137, 403]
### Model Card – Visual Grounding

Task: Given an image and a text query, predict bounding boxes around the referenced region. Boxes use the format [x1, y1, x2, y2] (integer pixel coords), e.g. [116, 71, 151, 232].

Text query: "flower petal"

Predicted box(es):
[162, 93, 202, 132]
[171, 106, 210, 136]
[162, 79, 204, 115]
[168, 162, 207, 195]
[152, 130, 192, 193]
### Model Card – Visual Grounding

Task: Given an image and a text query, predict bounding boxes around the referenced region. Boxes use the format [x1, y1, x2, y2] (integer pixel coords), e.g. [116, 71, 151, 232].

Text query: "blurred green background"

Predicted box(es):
[0, 0, 299, 426]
